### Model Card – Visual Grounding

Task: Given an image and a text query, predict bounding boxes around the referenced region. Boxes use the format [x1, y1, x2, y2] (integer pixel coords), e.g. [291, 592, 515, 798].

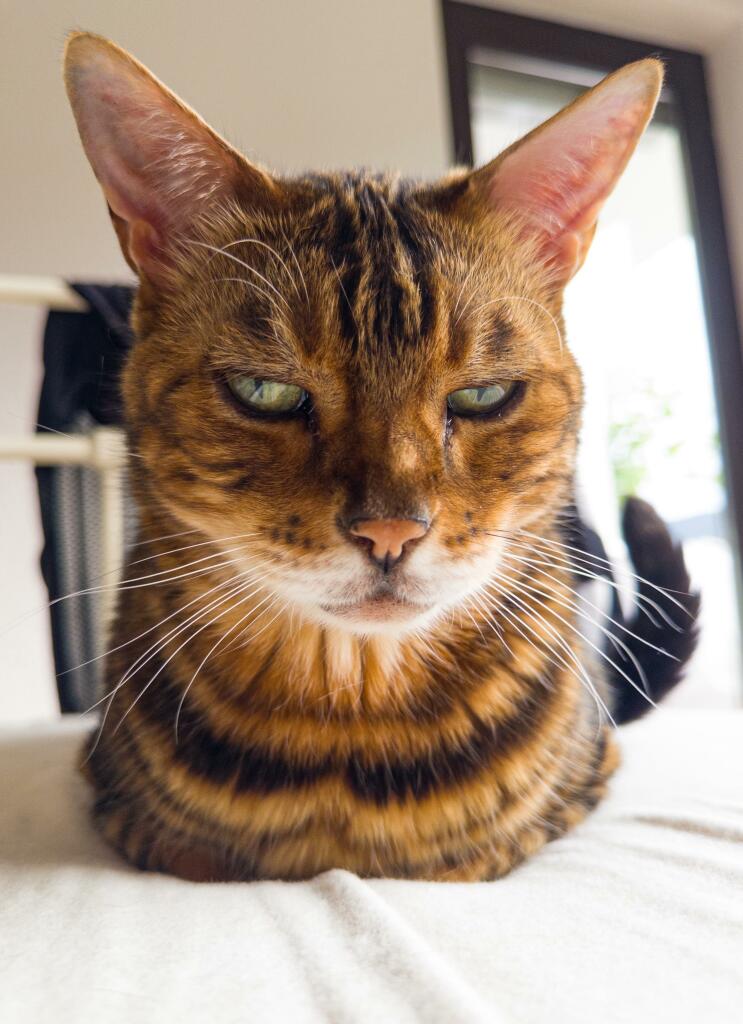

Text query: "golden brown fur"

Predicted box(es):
[64, 34, 665, 881]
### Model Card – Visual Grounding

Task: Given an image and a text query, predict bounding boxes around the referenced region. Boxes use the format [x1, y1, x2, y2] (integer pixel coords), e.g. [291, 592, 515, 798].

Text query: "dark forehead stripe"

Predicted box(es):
[307, 173, 435, 356]
[393, 201, 436, 340]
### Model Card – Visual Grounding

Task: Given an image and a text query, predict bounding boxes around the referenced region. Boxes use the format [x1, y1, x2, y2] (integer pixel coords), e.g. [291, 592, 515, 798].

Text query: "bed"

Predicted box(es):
[2, 709, 741, 1024]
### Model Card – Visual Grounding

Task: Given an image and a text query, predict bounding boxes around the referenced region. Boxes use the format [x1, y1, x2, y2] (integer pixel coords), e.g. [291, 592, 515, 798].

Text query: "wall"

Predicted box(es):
[2, 0, 743, 722]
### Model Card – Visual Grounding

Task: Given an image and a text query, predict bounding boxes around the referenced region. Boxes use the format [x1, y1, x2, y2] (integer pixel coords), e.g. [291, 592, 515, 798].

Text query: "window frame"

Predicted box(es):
[440, 0, 743, 589]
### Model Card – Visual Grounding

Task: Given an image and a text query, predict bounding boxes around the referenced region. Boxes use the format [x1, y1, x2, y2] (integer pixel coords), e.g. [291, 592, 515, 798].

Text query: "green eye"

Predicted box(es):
[226, 375, 308, 415]
[447, 382, 517, 417]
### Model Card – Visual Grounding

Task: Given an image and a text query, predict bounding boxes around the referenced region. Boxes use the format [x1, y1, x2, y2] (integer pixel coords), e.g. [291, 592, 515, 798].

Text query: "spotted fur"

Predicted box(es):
[64, 34, 694, 881]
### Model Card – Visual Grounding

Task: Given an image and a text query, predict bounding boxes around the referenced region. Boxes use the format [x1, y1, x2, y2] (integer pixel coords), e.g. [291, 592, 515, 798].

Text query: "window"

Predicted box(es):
[442, 2, 743, 706]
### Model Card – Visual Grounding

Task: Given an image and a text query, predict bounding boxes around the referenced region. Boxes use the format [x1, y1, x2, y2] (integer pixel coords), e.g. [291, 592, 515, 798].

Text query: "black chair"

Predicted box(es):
[37, 284, 135, 712]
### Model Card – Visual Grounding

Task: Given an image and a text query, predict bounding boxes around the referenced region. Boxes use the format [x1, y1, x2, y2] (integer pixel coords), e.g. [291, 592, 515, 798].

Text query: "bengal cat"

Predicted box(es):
[63, 33, 699, 881]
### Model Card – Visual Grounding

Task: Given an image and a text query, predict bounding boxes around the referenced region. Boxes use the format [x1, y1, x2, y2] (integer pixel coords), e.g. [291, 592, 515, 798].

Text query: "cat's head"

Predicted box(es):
[64, 33, 661, 637]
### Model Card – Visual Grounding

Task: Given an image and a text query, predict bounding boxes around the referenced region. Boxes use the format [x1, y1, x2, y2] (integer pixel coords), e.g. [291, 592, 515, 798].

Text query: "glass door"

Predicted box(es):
[465, 52, 742, 707]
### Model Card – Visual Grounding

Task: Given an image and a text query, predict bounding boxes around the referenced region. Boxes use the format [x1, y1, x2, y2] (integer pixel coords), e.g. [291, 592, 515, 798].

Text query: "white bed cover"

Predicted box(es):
[1, 710, 742, 1024]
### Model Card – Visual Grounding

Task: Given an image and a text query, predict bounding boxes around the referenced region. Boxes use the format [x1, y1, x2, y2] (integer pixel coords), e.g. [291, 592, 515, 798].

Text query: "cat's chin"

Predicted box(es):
[317, 594, 437, 635]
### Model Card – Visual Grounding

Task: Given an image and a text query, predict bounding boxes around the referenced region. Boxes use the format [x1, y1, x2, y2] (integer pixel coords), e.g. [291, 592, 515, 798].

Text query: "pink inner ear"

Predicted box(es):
[489, 88, 653, 245]
[67, 45, 236, 255]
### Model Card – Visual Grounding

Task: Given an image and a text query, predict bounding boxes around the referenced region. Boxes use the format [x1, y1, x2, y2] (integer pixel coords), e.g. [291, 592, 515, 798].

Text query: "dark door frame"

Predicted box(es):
[441, 0, 743, 580]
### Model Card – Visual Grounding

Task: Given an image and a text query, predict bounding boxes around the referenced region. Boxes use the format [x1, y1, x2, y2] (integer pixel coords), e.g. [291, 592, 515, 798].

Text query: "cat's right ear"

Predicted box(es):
[64, 32, 279, 285]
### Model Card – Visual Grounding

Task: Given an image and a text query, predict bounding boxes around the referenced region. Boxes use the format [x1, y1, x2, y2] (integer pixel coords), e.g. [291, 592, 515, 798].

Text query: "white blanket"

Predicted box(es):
[1, 710, 742, 1024]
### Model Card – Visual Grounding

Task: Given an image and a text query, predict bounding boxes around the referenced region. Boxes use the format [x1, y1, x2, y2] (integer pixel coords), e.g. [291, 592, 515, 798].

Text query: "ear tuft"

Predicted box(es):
[470, 59, 664, 284]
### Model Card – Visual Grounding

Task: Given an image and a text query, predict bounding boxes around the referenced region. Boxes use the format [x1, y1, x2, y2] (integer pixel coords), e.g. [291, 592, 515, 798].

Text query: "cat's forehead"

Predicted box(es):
[301, 173, 441, 365]
[293, 169, 475, 283]
[207, 170, 524, 377]
[173, 167, 549, 398]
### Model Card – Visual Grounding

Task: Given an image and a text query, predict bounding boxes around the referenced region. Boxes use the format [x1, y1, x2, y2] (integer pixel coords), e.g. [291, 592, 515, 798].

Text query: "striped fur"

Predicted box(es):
[64, 36, 675, 881]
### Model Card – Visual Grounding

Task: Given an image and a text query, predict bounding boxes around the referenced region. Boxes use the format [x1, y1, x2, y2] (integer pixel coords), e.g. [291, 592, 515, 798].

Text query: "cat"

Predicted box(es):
[64, 32, 699, 881]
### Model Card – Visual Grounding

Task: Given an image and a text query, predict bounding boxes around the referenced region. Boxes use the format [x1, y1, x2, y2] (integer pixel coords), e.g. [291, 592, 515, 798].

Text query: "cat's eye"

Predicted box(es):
[225, 375, 308, 415]
[447, 382, 518, 417]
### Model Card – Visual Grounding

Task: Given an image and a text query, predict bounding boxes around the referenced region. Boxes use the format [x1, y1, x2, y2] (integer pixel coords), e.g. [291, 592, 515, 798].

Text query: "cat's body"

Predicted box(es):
[65, 35, 698, 881]
[88, 508, 616, 882]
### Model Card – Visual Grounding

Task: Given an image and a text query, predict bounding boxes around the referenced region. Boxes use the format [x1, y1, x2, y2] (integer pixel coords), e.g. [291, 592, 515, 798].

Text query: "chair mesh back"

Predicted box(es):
[36, 284, 134, 713]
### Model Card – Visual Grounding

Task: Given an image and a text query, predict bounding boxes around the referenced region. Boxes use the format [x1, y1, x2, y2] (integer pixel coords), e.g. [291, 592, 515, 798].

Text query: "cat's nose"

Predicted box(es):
[349, 517, 429, 571]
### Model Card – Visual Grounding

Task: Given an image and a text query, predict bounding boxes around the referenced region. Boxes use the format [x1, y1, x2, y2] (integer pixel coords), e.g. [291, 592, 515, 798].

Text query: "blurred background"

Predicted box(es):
[3, 0, 743, 722]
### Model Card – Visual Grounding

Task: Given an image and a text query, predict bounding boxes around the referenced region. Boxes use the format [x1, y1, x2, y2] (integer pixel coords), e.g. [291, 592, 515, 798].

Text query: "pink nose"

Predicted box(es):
[349, 518, 429, 566]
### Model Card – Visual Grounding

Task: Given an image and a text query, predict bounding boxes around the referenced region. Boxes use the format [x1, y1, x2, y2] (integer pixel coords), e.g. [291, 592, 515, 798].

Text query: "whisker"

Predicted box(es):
[90, 546, 302, 747]
[215, 276, 288, 311]
[0, 556, 246, 642]
[495, 557, 653, 696]
[174, 594, 282, 741]
[129, 527, 201, 549]
[488, 530, 678, 630]
[468, 590, 514, 659]
[127, 531, 256, 567]
[498, 548, 676, 662]
[221, 237, 302, 303]
[83, 570, 261, 760]
[516, 528, 694, 610]
[85, 570, 259, 711]
[330, 255, 360, 335]
[34, 421, 145, 459]
[459, 295, 564, 353]
[218, 597, 287, 658]
[411, 627, 451, 670]
[204, 590, 276, 659]
[111, 581, 273, 738]
[451, 247, 489, 323]
[483, 579, 615, 727]
[55, 541, 257, 602]
[480, 580, 611, 726]
[187, 240, 290, 311]
[477, 583, 585, 689]
[280, 227, 311, 308]
[487, 568, 655, 715]
[66, 563, 265, 680]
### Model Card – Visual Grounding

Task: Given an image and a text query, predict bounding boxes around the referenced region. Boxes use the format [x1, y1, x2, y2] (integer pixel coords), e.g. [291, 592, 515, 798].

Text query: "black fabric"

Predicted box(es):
[36, 284, 135, 712]
[36, 283, 134, 430]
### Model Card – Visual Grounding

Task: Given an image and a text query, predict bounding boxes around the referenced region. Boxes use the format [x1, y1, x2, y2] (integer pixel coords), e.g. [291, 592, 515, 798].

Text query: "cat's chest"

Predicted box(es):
[142, 692, 585, 878]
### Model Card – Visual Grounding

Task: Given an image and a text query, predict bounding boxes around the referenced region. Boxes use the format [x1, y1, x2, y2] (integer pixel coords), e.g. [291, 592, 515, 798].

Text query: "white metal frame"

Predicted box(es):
[0, 274, 89, 312]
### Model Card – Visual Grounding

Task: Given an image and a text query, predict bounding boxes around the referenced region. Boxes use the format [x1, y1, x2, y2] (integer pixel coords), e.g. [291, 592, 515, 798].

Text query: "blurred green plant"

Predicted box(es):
[608, 382, 682, 498]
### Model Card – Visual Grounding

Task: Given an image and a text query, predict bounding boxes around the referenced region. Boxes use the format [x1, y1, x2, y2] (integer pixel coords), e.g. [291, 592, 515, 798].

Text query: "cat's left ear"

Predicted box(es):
[64, 32, 280, 285]
[468, 59, 663, 284]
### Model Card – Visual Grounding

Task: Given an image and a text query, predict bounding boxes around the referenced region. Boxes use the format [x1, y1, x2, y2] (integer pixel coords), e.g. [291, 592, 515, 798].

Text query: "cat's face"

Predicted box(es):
[64, 34, 661, 636]
[122, 176, 580, 635]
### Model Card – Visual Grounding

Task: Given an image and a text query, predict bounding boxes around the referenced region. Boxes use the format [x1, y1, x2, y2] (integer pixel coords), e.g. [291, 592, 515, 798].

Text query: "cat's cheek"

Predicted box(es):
[442, 436, 516, 515]
[443, 428, 477, 479]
